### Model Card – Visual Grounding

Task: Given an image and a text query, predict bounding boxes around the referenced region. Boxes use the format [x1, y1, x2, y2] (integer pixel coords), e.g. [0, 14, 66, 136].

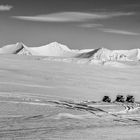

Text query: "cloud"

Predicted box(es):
[79, 23, 103, 28]
[0, 5, 13, 11]
[12, 11, 135, 22]
[101, 28, 140, 36]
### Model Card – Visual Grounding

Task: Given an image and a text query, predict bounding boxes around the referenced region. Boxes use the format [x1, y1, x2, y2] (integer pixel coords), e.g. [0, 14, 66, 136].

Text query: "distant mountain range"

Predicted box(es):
[0, 42, 140, 63]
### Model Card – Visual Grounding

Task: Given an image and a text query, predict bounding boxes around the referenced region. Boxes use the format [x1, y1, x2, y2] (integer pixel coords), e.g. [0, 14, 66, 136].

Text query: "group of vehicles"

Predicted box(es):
[102, 95, 135, 103]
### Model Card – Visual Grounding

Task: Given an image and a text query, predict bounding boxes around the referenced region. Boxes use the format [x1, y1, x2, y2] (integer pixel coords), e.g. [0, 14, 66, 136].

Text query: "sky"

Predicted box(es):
[0, 0, 140, 49]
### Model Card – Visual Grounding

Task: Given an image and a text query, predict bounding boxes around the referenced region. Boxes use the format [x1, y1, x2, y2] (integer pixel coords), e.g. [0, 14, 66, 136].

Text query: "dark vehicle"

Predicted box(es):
[115, 95, 125, 103]
[126, 95, 135, 103]
[102, 96, 111, 102]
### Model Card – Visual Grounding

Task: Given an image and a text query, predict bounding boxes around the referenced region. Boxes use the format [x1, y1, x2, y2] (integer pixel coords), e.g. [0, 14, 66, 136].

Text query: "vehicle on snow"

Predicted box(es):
[115, 95, 125, 103]
[102, 96, 111, 102]
[126, 95, 135, 103]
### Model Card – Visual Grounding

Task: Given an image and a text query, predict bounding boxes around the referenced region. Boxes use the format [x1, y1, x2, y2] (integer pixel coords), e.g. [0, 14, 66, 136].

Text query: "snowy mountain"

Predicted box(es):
[77, 48, 140, 61]
[0, 42, 78, 57]
[0, 42, 32, 55]
[29, 42, 76, 57]
[0, 42, 140, 63]
[0, 42, 23, 54]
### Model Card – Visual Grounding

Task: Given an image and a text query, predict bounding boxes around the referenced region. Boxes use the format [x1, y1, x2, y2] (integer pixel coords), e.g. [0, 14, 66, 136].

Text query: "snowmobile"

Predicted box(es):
[115, 95, 125, 103]
[102, 96, 111, 103]
[126, 95, 135, 103]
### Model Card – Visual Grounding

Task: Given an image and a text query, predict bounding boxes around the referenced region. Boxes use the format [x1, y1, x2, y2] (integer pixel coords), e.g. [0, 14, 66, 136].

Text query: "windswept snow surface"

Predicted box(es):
[0, 55, 140, 139]
[0, 54, 140, 101]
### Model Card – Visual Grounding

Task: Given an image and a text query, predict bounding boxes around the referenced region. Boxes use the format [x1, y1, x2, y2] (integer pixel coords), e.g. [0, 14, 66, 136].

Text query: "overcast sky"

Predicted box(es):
[0, 0, 140, 49]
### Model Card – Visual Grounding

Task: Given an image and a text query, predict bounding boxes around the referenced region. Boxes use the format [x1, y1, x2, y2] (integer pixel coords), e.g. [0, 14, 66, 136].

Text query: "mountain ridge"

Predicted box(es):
[0, 42, 140, 62]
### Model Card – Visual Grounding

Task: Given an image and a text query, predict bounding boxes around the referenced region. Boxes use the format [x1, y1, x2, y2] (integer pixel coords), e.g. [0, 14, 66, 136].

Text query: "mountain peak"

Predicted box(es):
[44, 42, 71, 52]
[49, 41, 61, 45]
